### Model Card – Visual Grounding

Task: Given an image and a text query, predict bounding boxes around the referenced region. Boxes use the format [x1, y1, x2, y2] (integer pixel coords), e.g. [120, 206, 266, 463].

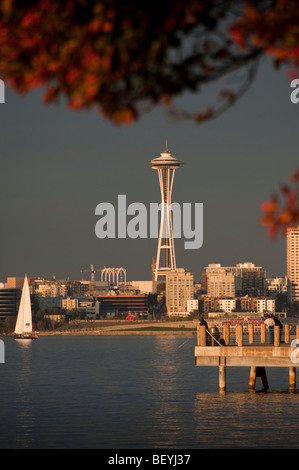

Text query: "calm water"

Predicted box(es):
[1, 334, 299, 449]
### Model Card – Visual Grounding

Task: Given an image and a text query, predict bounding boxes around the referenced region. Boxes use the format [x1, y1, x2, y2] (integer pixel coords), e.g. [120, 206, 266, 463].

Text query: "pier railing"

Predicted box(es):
[197, 323, 299, 347]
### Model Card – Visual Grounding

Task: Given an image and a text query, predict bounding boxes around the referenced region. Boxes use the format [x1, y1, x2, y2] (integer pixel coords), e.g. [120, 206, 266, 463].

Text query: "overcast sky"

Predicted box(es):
[0, 56, 297, 283]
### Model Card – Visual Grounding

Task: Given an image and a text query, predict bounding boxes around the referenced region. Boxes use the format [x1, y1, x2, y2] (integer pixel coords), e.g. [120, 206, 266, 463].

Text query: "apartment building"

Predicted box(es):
[205, 264, 240, 297]
[165, 268, 194, 316]
[256, 298, 275, 313]
[287, 226, 299, 301]
[205, 262, 266, 297]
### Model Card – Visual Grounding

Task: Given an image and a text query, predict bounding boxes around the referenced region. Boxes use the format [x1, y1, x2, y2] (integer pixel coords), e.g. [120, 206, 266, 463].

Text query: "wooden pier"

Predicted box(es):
[195, 324, 299, 392]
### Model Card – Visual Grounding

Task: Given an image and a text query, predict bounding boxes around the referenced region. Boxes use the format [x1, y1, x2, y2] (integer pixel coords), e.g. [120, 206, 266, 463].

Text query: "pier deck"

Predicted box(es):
[195, 324, 299, 391]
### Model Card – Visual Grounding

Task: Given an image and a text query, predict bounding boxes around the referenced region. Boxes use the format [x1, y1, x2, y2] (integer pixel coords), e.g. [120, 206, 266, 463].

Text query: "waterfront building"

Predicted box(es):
[62, 297, 79, 311]
[5, 277, 25, 289]
[67, 280, 90, 296]
[36, 295, 62, 311]
[267, 276, 288, 294]
[219, 298, 236, 313]
[256, 298, 275, 313]
[205, 262, 266, 297]
[236, 262, 266, 296]
[165, 268, 194, 316]
[130, 281, 154, 294]
[187, 299, 198, 313]
[240, 296, 256, 312]
[206, 264, 238, 297]
[95, 294, 149, 317]
[198, 297, 221, 314]
[0, 288, 20, 319]
[78, 300, 100, 318]
[34, 280, 67, 298]
[287, 226, 299, 301]
[199, 296, 275, 314]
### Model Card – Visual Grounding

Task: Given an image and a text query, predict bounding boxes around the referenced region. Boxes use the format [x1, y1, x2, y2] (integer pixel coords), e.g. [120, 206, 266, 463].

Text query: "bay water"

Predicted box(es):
[1, 334, 299, 449]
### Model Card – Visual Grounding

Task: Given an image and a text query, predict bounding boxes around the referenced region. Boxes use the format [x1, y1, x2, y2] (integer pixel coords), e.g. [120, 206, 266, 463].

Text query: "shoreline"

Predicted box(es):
[37, 329, 197, 336]
[2, 320, 200, 337]
[37, 321, 199, 336]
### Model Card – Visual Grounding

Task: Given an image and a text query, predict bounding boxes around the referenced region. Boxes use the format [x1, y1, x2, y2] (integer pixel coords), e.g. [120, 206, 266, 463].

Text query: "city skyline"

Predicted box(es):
[0, 57, 296, 282]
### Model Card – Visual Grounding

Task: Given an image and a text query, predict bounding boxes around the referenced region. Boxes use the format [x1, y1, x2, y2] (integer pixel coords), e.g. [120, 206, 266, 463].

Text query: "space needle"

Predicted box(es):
[150, 142, 183, 281]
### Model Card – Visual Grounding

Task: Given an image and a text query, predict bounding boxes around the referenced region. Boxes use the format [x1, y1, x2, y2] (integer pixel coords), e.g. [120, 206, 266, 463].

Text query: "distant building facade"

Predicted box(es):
[267, 276, 288, 294]
[5, 277, 24, 289]
[34, 280, 67, 298]
[206, 265, 237, 297]
[287, 226, 299, 301]
[95, 294, 149, 317]
[0, 288, 20, 319]
[187, 299, 198, 313]
[256, 298, 275, 313]
[198, 296, 275, 314]
[219, 299, 236, 313]
[205, 262, 266, 298]
[165, 268, 194, 316]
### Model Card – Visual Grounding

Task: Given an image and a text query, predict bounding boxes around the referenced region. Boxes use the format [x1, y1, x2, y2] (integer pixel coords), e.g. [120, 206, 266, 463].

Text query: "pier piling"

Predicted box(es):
[219, 364, 226, 392]
[248, 324, 254, 345]
[261, 323, 266, 344]
[248, 366, 257, 390]
[274, 325, 280, 347]
[223, 324, 230, 346]
[289, 367, 296, 390]
[285, 324, 290, 344]
[236, 324, 243, 346]
[248, 366, 269, 391]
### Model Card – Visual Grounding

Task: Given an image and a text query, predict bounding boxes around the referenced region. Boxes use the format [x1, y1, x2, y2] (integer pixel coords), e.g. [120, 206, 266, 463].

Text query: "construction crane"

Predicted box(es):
[80, 264, 101, 282]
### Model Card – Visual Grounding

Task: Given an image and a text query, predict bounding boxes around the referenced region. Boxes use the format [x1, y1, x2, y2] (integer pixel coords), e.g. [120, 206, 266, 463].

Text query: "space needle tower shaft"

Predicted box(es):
[150, 142, 183, 281]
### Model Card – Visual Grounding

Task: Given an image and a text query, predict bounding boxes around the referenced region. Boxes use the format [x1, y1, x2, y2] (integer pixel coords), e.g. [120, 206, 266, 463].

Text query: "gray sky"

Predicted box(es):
[0, 57, 297, 282]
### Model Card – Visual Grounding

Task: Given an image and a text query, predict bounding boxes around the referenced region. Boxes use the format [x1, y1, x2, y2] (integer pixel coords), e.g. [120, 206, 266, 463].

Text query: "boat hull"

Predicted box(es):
[14, 334, 38, 340]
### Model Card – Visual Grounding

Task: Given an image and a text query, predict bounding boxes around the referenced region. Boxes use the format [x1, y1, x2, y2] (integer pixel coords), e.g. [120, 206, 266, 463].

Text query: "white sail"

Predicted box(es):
[14, 274, 32, 335]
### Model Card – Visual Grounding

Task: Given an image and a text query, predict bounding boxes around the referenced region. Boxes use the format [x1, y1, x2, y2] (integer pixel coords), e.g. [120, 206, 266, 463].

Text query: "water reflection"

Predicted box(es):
[194, 389, 299, 448]
[2, 336, 299, 449]
[11, 339, 36, 448]
[15, 339, 33, 349]
[147, 336, 197, 448]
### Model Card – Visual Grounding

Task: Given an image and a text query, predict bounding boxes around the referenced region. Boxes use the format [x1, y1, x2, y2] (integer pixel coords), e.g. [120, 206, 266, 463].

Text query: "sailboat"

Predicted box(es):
[14, 274, 38, 340]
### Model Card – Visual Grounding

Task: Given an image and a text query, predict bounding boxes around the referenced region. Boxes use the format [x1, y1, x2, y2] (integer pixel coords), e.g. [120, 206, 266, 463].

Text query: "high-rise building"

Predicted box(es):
[206, 265, 238, 297]
[287, 226, 299, 301]
[236, 262, 266, 296]
[0, 288, 20, 319]
[165, 268, 194, 316]
[205, 262, 266, 297]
